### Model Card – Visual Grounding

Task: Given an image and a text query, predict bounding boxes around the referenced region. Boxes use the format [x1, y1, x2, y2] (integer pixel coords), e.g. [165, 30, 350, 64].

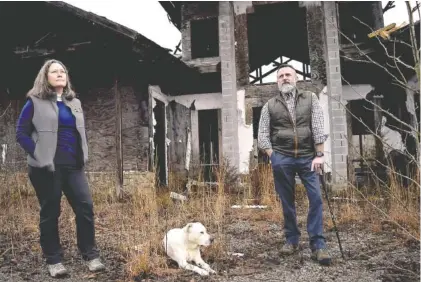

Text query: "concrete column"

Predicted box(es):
[180, 4, 192, 61]
[323, 1, 348, 186]
[219, 1, 240, 169]
[369, 1, 385, 30]
[233, 1, 252, 87]
[304, 1, 347, 187]
[302, 1, 327, 91]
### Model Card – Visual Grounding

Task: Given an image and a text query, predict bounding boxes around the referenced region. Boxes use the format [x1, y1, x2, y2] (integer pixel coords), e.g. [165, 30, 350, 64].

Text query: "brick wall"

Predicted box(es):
[323, 1, 348, 185]
[219, 1, 240, 169]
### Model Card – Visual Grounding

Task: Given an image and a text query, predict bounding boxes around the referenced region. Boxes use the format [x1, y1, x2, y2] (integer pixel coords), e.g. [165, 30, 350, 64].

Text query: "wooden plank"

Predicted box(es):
[166, 103, 174, 175]
[346, 103, 355, 186]
[167, 100, 192, 176]
[45, 1, 138, 40]
[148, 87, 154, 172]
[115, 79, 123, 197]
[190, 110, 200, 176]
[252, 1, 284, 6]
[373, 95, 384, 164]
[218, 109, 223, 167]
[184, 57, 221, 73]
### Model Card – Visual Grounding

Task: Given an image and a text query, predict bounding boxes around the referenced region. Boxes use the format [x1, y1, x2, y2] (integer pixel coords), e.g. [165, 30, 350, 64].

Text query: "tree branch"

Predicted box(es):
[0, 103, 11, 119]
[383, 1, 396, 13]
[406, 2, 420, 64]
[352, 16, 416, 72]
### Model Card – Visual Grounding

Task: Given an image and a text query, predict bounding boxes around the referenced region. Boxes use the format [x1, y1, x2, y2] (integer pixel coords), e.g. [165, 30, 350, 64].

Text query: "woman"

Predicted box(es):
[16, 59, 105, 277]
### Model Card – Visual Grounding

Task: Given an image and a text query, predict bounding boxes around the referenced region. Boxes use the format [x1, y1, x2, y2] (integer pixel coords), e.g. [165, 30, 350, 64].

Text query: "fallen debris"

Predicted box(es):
[229, 252, 245, 257]
[186, 179, 219, 192]
[231, 205, 268, 209]
[331, 197, 384, 202]
[170, 192, 187, 201]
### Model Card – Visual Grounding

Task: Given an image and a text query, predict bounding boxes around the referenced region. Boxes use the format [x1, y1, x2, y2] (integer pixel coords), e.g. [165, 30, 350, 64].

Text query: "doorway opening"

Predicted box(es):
[198, 109, 220, 182]
[153, 98, 167, 186]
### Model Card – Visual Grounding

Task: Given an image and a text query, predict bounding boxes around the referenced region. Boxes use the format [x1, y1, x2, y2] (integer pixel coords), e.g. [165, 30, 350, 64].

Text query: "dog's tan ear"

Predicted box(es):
[185, 223, 193, 232]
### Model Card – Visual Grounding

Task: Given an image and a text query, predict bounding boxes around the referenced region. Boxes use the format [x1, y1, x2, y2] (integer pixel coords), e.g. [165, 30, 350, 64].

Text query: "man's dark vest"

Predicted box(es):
[267, 90, 315, 157]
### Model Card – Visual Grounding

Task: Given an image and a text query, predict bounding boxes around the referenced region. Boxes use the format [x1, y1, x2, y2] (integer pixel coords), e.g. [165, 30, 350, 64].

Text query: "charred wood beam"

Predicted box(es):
[45, 0, 183, 72]
[183, 63, 220, 73]
[245, 81, 318, 107]
[45, 1, 138, 40]
[14, 41, 92, 59]
[373, 94, 384, 165]
[412, 2, 420, 13]
[252, 1, 285, 6]
[249, 58, 292, 84]
[276, 58, 292, 65]
[14, 48, 55, 59]
[148, 88, 155, 172]
[115, 79, 123, 198]
[346, 103, 356, 185]
[193, 63, 220, 73]
[272, 61, 311, 78]
[159, 1, 182, 30]
[340, 42, 375, 61]
[173, 40, 182, 55]
[184, 57, 221, 73]
[250, 63, 277, 84]
[34, 32, 54, 47]
[69, 41, 92, 47]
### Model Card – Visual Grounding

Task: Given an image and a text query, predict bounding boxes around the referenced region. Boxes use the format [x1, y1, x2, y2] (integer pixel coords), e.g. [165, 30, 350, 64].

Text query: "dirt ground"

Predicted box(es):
[1, 200, 419, 282]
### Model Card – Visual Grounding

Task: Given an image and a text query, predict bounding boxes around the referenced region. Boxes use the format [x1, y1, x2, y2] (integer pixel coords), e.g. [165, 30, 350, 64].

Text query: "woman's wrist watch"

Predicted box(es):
[316, 151, 324, 157]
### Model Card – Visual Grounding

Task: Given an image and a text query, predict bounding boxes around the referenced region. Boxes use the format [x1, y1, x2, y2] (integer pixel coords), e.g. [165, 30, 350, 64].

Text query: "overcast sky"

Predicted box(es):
[64, 0, 420, 82]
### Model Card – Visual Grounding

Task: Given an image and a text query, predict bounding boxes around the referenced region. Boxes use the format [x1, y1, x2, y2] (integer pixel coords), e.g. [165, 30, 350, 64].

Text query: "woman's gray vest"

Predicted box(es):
[27, 95, 88, 171]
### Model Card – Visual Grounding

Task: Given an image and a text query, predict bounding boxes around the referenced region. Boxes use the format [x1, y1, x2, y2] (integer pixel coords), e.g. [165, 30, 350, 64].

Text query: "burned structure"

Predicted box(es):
[0, 1, 205, 189]
[160, 1, 420, 188]
[0, 1, 418, 190]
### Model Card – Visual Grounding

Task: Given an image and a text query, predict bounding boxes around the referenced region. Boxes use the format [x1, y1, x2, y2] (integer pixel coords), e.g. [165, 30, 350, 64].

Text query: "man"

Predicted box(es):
[257, 64, 331, 265]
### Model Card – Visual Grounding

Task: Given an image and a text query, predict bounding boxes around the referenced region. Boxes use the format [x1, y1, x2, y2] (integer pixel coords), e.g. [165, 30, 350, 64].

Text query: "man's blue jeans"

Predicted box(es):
[270, 151, 326, 250]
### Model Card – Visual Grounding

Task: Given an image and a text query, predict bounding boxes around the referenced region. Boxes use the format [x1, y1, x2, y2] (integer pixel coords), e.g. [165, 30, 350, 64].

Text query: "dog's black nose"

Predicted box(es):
[210, 238, 215, 243]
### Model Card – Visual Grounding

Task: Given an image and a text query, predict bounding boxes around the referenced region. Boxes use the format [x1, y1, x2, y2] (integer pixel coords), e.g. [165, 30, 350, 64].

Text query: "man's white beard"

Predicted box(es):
[279, 83, 295, 94]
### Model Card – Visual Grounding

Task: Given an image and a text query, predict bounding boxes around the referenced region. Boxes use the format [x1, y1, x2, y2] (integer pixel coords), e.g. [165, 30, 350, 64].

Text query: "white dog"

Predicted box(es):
[163, 222, 216, 276]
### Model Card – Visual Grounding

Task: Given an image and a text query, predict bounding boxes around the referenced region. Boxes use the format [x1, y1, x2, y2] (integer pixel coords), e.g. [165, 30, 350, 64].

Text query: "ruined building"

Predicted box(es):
[159, 1, 419, 188]
[0, 1, 419, 190]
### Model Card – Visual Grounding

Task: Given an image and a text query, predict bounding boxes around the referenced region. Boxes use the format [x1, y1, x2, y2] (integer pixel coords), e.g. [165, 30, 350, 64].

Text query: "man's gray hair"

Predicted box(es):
[276, 64, 297, 73]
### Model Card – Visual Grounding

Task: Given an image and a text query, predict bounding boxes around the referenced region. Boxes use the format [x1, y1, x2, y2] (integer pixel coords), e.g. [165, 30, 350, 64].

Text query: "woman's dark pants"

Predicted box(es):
[28, 165, 99, 264]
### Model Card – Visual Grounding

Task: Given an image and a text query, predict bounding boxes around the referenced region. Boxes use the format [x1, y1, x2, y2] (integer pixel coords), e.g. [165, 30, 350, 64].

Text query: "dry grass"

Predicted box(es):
[0, 161, 419, 281]
[324, 169, 420, 241]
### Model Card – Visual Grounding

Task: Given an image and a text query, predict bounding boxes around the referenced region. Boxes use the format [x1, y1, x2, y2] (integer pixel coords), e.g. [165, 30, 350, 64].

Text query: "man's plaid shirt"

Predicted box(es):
[257, 90, 328, 150]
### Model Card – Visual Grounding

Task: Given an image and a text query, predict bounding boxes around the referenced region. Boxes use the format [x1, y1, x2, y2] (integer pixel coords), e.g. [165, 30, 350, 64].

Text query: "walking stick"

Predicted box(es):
[318, 167, 345, 260]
